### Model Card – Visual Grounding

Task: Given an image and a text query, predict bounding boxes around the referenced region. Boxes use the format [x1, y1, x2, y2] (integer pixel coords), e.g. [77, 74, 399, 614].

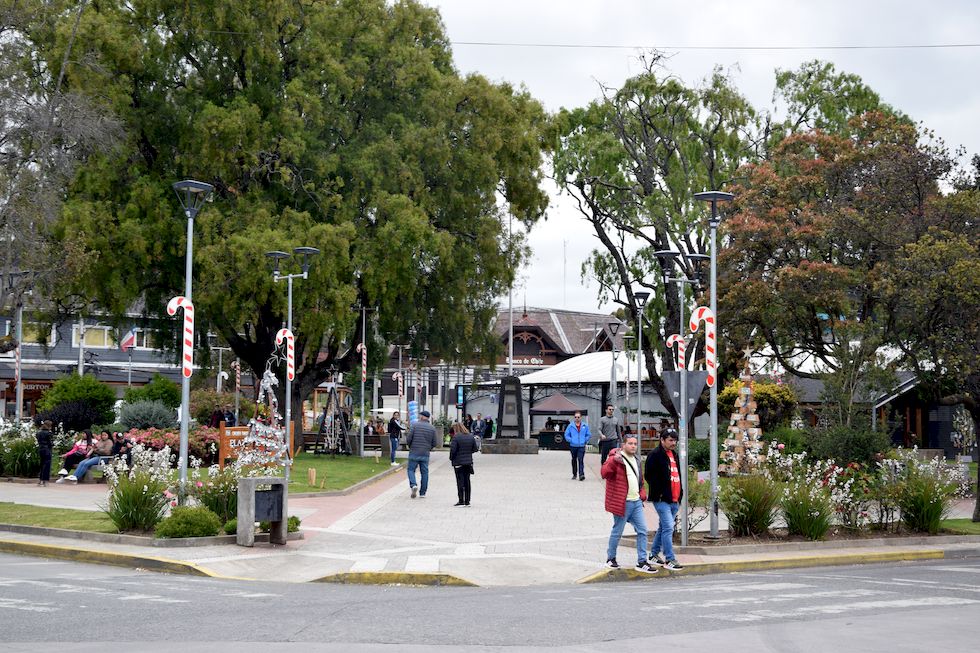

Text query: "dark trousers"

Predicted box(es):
[39, 449, 52, 482]
[62, 452, 85, 473]
[599, 439, 619, 465]
[569, 446, 586, 478]
[454, 464, 473, 504]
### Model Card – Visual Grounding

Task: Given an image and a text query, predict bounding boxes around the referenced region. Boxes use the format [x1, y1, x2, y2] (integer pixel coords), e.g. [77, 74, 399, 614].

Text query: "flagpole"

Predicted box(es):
[128, 349, 132, 387]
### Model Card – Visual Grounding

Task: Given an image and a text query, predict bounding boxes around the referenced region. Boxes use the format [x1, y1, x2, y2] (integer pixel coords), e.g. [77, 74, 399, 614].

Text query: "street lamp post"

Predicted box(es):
[694, 190, 734, 540]
[266, 247, 320, 480]
[655, 250, 708, 547]
[623, 334, 634, 434]
[633, 292, 650, 461]
[608, 321, 621, 424]
[172, 180, 213, 498]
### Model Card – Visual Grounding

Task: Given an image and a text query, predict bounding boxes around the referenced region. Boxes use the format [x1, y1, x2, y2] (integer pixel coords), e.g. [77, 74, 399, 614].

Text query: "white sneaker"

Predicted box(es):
[66, 475, 77, 482]
[55, 478, 65, 484]
[390, 462, 399, 466]
[410, 486, 418, 498]
[58, 468, 68, 476]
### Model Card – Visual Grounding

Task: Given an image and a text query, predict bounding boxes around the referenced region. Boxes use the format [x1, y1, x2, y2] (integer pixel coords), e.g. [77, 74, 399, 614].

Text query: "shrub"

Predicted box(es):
[120, 400, 177, 430]
[1, 436, 40, 477]
[100, 445, 174, 532]
[782, 480, 833, 540]
[193, 467, 238, 523]
[720, 379, 797, 431]
[223, 518, 238, 535]
[36, 400, 103, 433]
[804, 426, 890, 465]
[37, 374, 116, 426]
[719, 474, 779, 536]
[890, 450, 968, 534]
[688, 437, 724, 472]
[765, 427, 808, 455]
[124, 373, 181, 409]
[127, 426, 220, 464]
[155, 506, 222, 538]
[190, 389, 236, 425]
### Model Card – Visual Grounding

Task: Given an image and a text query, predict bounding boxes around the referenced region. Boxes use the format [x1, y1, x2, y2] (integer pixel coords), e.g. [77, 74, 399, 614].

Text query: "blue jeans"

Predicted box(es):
[607, 499, 648, 564]
[569, 446, 586, 477]
[74, 456, 110, 480]
[651, 501, 679, 561]
[389, 436, 400, 463]
[407, 455, 429, 495]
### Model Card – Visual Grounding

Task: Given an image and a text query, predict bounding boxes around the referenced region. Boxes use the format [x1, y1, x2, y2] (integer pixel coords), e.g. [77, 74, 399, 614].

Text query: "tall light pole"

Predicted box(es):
[351, 304, 376, 457]
[694, 190, 734, 539]
[173, 179, 213, 498]
[623, 334, 634, 433]
[633, 292, 650, 461]
[508, 213, 514, 376]
[656, 249, 708, 547]
[266, 246, 320, 480]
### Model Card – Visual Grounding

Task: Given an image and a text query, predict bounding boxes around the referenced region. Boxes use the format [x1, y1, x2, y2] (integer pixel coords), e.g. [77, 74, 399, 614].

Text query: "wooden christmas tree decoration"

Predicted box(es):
[720, 358, 767, 475]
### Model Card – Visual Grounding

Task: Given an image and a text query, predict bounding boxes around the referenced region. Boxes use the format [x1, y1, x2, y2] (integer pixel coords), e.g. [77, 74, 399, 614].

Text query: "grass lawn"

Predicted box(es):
[0, 502, 117, 533]
[288, 452, 395, 493]
[942, 518, 980, 535]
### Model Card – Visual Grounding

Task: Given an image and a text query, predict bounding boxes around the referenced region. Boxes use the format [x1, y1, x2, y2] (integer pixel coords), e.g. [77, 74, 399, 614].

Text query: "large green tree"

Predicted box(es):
[550, 57, 757, 417]
[45, 0, 548, 414]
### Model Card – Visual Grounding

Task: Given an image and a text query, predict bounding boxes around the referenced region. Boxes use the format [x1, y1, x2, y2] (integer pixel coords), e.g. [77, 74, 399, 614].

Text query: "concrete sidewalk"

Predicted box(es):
[2, 450, 978, 586]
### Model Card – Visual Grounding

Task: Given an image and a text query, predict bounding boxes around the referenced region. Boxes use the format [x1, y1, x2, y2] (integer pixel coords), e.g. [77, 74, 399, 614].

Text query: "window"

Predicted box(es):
[131, 329, 164, 350]
[22, 323, 56, 346]
[72, 325, 114, 349]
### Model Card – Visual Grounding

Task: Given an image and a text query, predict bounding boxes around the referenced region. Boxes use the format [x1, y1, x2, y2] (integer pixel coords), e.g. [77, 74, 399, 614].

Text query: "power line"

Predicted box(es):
[452, 40, 980, 52]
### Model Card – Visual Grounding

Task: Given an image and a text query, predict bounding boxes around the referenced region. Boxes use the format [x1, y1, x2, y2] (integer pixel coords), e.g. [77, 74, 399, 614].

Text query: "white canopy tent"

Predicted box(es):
[510, 351, 650, 386]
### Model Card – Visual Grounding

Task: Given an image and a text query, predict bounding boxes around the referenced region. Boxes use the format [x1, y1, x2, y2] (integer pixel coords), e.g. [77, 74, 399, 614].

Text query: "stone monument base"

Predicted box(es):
[480, 439, 539, 454]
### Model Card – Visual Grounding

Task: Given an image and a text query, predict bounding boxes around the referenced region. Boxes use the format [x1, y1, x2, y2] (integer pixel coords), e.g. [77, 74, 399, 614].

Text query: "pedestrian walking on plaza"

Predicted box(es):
[406, 410, 438, 498]
[564, 411, 591, 481]
[449, 422, 480, 506]
[644, 428, 685, 570]
[601, 435, 658, 573]
[36, 420, 54, 486]
[387, 411, 405, 466]
[598, 404, 622, 465]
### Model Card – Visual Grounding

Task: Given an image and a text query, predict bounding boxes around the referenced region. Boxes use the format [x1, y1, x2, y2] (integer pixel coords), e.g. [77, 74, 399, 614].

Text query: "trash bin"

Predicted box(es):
[237, 476, 288, 547]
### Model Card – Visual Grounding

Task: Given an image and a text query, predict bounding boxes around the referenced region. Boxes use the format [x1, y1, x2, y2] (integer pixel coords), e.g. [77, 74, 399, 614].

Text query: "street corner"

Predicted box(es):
[312, 570, 478, 587]
[0, 537, 227, 578]
[577, 565, 676, 584]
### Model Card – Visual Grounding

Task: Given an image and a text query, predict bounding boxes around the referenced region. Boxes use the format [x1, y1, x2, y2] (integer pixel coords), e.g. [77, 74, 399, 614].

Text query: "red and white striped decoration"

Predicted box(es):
[275, 328, 295, 381]
[689, 306, 717, 387]
[167, 296, 194, 378]
[14, 342, 20, 386]
[392, 372, 404, 397]
[231, 360, 241, 392]
[356, 343, 367, 382]
[666, 333, 686, 370]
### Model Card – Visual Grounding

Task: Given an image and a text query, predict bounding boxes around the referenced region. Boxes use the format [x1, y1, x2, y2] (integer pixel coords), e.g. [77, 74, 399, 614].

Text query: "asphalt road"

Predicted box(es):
[0, 553, 978, 651]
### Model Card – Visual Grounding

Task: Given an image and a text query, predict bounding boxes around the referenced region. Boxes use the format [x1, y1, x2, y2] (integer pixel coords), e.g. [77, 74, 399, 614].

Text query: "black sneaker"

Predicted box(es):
[634, 561, 660, 574]
[579, 476, 585, 481]
[649, 553, 665, 566]
[605, 558, 620, 569]
[663, 559, 684, 571]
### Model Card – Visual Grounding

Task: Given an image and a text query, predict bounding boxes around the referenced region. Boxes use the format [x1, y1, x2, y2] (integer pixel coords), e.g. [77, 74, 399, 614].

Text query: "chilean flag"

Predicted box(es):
[120, 328, 137, 352]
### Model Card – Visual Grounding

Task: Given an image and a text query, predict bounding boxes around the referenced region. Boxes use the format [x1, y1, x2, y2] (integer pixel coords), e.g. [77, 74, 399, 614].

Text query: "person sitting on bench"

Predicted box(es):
[63, 431, 114, 482]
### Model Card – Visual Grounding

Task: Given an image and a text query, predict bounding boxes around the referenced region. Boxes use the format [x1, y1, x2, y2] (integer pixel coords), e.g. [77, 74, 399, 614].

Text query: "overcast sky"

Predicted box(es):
[423, 0, 980, 314]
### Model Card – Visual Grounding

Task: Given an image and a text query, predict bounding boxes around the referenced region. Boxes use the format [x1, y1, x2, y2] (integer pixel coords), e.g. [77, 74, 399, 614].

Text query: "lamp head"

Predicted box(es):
[653, 250, 680, 273]
[265, 250, 290, 275]
[634, 291, 650, 309]
[694, 190, 734, 225]
[172, 180, 214, 217]
[608, 321, 622, 337]
[293, 246, 320, 274]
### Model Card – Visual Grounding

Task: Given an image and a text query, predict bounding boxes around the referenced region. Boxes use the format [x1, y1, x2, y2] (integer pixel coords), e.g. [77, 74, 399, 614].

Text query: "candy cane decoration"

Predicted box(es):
[666, 334, 686, 370]
[356, 342, 367, 382]
[167, 296, 194, 378]
[275, 328, 295, 381]
[392, 372, 404, 397]
[689, 306, 717, 387]
[231, 360, 241, 393]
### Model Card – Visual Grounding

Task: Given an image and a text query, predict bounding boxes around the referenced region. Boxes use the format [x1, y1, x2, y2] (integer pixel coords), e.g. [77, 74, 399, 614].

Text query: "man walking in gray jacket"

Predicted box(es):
[406, 410, 438, 498]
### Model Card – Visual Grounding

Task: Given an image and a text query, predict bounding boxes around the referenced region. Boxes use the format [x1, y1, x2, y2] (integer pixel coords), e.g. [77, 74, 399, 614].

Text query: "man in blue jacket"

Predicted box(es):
[564, 411, 591, 481]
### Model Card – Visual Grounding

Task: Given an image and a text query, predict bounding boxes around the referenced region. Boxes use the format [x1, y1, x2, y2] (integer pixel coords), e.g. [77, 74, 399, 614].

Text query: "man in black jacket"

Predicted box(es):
[643, 428, 685, 570]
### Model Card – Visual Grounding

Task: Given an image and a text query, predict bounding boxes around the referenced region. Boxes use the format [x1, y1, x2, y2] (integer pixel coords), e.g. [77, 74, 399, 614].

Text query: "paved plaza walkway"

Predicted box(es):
[1, 450, 977, 586]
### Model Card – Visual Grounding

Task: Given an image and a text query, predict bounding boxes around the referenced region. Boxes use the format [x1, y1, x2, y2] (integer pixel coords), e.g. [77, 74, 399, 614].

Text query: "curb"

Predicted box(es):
[0, 523, 303, 547]
[678, 533, 980, 556]
[289, 464, 404, 498]
[0, 538, 224, 577]
[577, 549, 947, 584]
[313, 571, 477, 587]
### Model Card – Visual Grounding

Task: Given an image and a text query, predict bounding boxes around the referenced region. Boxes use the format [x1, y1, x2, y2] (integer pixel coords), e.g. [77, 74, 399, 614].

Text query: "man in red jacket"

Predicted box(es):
[600, 435, 659, 573]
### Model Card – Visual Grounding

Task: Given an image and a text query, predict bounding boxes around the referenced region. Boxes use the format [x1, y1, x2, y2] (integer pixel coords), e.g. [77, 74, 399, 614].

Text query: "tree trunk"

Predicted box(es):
[972, 406, 980, 523]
